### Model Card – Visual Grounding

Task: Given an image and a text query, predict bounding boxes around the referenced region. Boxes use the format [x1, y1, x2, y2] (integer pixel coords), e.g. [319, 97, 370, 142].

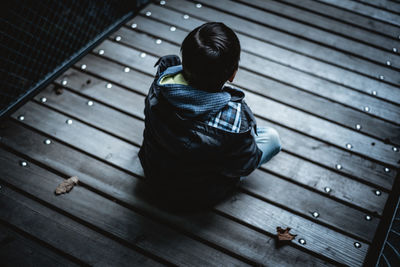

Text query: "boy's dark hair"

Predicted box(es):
[181, 22, 241, 92]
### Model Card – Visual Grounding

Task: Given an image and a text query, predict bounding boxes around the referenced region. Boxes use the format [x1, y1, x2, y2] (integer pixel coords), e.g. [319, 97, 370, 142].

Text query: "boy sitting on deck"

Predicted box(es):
[139, 22, 281, 210]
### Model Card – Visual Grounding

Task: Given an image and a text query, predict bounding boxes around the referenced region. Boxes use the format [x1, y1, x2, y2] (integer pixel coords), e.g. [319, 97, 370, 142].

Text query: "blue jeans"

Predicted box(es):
[240, 126, 281, 181]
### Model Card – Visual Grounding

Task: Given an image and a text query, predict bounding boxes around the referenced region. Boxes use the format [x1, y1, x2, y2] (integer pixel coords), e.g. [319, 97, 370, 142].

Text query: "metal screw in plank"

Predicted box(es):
[379, 75, 384, 80]
[298, 238, 306, 245]
[124, 67, 130, 73]
[62, 80, 68, 85]
[145, 11, 152, 17]
[384, 167, 390, 173]
[365, 215, 372, 221]
[355, 124, 361, 130]
[44, 139, 51, 145]
[87, 101, 94, 106]
[115, 36, 122, 42]
[335, 164, 342, 170]
[345, 143, 353, 149]
[324, 186, 331, 193]
[160, 0, 166, 5]
[375, 190, 381, 196]
[393, 147, 398, 152]
[393, 48, 397, 53]
[364, 106, 370, 112]
[131, 23, 137, 29]
[170, 26, 176, 31]
[354, 242, 361, 248]
[66, 119, 73, 125]
[140, 52, 146, 58]
[40, 97, 47, 103]
[196, 3, 202, 8]
[371, 90, 377, 96]
[155, 39, 162, 44]
[312, 211, 319, 218]
[81, 64, 87, 70]
[183, 14, 190, 19]
[98, 49, 105, 55]
[18, 115, 25, 121]
[386, 61, 391, 66]
[106, 83, 112, 89]
[20, 161, 28, 167]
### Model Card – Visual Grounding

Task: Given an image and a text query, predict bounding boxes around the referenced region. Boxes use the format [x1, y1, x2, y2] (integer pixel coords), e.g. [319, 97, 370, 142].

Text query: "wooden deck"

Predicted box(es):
[1, 0, 400, 266]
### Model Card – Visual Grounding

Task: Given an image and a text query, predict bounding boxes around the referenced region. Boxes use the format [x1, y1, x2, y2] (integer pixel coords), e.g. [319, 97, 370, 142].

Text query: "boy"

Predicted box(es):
[139, 22, 281, 210]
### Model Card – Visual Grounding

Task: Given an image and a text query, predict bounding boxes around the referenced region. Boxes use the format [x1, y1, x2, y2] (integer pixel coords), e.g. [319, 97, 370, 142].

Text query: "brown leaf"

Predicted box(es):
[55, 176, 79, 195]
[276, 227, 297, 241]
[55, 87, 64, 95]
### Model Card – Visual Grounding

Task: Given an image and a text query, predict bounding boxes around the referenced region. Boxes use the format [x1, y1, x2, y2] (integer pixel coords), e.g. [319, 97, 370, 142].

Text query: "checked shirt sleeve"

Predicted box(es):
[206, 101, 242, 133]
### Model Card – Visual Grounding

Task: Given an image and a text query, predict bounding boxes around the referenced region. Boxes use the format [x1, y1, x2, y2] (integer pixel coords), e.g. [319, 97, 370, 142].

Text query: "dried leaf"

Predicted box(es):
[276, 227, 297, 241]
[55, 176, 79, 195]
[55, 87, 64, 95]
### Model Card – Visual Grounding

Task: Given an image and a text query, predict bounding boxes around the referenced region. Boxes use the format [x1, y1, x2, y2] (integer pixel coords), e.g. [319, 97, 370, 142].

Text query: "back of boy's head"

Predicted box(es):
[181, 22, 241, 92]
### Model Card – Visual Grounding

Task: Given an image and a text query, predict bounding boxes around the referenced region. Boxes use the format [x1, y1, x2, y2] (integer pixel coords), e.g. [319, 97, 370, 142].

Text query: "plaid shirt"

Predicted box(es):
[206, 101, 242, 133]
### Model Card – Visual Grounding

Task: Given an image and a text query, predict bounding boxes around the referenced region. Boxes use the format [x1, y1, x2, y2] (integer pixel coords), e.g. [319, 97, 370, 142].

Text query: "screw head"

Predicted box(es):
[393, 147, 398, 152]
[66, 119, 73, 125]
[354, 242, 361, 248]
[371, 90, 377, 96]
[106, 83, 112, 89]
[355, 124, 361, 130]
[298, 238, 306, 245]
[40, 97, 47, 103]
[365, 215, 372, 221]
[155, 39, 162, 45]
[131, 23, 137, 29]
[384, 167, 390, 173]
[346, 143, 353, 149]
[170, 26, 176, 31]
[18, 115, 25, 121]
[386, 61, 391, 66]
[140, 52, 146, 58]
[20, 161, 28, 167]
[393, 48, 398, 53]
[196, 3, 202, 8]
[312, 211, 319, 218]
[324, 186, 331, 193]
[124, 67, 130, 73]
[183, 14, 190, 19]
[62, 80, 68, 85]
[145, 11, 152, 16]
[87, 101, 94, 106]
[364, 106, 370, 112]
[160, 0, 166, 5]
[379, 75, 384, 80]
[375, 190, 381, 196]
[44, 139, 51, 145]
[335, 164, 342, 170]
[81, 64, 87, 70]
[98, 49, 104, 55]
[115, 36, 122, 42]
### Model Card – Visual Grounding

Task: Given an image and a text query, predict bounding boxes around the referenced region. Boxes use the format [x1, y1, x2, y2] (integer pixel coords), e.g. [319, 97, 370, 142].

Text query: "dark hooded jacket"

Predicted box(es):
[138, 55, 262, 208]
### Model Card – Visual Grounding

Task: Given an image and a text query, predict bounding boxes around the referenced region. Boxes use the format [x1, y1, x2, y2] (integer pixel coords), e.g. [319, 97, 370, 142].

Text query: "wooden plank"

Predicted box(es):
[181, 0, 400, 70]
[55, 66, 396, 191]
[0, 121, 338, 266]
[356, 0, 400, 13]
[92, 39, 400, 167]
[0, 120, 366, 266]
[117, 17, 400, 145]
[236, 0, 398, 52]
[30, 84, 380, 241]
[0, 148, 246, 266]
[35, 80, 389, 216]
[141, 4, 400, 121]
[0, 222, 77, 267]
[278, 0, 400, 38]
[162, 0, 400, 85]
[317, 0, 400, 26]
[0, 187, 162, 267]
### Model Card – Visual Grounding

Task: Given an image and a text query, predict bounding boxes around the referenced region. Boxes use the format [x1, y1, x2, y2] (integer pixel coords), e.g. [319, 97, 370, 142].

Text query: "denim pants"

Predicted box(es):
[240, 126, 281, 181]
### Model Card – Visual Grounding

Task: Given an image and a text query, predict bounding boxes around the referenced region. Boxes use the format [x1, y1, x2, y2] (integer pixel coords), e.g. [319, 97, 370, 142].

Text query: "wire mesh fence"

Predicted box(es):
[0, 0, 148, 117]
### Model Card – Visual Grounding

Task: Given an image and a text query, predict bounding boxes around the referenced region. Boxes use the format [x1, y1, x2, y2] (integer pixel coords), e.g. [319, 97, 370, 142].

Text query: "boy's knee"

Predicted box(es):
[267, 127, 282, 154]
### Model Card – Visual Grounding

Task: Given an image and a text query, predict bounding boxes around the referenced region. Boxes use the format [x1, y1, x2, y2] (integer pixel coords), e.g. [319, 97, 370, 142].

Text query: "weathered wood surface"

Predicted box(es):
[1, 0, 399, 266]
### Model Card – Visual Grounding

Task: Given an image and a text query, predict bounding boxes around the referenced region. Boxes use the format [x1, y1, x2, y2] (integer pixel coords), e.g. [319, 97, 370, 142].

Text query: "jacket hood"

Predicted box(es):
[156, 65, 243, 118]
